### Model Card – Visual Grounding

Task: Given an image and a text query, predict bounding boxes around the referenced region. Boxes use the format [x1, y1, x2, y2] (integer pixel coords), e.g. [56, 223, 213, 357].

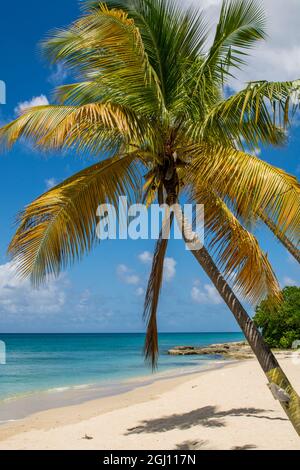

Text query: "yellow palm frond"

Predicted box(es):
[0, 102, 145, 151]
[8, 152, 143, 285]
[186, 144, 300, 246]
[192, 185, 281, 306]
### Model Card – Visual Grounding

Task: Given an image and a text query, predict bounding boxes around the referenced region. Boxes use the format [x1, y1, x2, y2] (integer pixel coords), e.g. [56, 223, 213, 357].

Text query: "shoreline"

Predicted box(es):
[0, 357, 232, 424]
[0, 356, 299, 450]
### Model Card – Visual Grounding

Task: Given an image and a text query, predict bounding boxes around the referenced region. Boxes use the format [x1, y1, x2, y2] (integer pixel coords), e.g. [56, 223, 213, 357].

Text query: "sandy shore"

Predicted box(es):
[0, 357, 300, 450]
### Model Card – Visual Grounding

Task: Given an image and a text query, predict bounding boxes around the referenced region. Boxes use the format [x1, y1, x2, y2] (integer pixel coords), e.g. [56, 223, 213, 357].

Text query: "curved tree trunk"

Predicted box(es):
[259, 212, 300, 264]
[192, 244, 300, 436]
[173, 205, 300, 437]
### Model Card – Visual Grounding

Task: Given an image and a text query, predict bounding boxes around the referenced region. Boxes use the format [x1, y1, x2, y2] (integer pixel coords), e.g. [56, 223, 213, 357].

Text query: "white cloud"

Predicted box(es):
[283, 276, 297, 287]
[0, 262, 67, 315]
[191, 280, 222, 305]
[164, 257, 176, 282]
[138, 251, 153, 264]
[15, 95, 49, 115]
[45, 177, 58, 190]
[116, 264, 140, 285]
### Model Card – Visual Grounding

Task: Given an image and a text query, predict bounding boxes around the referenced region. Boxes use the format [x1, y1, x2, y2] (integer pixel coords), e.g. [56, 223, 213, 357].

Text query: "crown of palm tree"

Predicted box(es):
[0, 0, 299, 366]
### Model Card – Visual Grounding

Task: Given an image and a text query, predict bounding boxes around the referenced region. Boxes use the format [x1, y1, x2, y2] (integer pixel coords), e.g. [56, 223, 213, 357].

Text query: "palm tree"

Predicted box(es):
[1, 0, 300, 433]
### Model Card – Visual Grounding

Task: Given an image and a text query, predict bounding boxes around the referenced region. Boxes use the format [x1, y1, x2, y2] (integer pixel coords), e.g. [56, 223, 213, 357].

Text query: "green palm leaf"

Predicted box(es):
[199, 80, 300, 149]
[203, 0, 266, 82]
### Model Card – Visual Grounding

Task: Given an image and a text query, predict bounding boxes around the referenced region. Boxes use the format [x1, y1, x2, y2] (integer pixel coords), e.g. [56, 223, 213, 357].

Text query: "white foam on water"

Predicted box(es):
[0, 419, 18, 424]
[46, 386, 71, 393]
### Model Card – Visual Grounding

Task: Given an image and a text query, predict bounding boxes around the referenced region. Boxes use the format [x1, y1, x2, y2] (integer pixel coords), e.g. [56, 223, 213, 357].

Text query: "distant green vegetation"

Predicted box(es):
[254, 286, 300, 348]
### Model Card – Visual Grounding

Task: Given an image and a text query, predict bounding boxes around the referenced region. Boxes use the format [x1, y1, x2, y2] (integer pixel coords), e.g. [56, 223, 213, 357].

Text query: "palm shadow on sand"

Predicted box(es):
[125, 406, 287, 434]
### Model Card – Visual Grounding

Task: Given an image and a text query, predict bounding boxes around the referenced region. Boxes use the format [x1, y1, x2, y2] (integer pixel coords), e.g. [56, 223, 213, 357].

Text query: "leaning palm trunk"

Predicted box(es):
[259, 212, 300, 264]
[173, 204, 300, 436]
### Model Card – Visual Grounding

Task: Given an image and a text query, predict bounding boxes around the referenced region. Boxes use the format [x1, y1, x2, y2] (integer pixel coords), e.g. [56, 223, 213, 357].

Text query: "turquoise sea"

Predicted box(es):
[0, 333, 244, 399]
[0, 333, 244, 421]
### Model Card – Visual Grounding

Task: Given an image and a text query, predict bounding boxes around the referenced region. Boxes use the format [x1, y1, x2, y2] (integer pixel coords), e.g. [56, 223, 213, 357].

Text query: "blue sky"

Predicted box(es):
[0, 0, 299, 333]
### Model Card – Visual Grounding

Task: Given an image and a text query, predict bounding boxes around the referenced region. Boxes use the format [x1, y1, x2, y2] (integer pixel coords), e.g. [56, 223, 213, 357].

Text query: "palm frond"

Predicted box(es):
[0, 102, 145, 152]
[8, 152, 143, 285]
[144, 211, 173, 368]
[198, 79, 300, 149]
[95, 0, 208, 107]
[192, 186, 281, 305]
[43, 3, 163, 112]
[203, 0, 266, 82]
[186, 144, 300, 246]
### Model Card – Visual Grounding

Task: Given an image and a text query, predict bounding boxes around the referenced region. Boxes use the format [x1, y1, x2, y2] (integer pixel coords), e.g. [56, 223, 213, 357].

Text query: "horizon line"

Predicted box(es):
[0, 331, 242, 335]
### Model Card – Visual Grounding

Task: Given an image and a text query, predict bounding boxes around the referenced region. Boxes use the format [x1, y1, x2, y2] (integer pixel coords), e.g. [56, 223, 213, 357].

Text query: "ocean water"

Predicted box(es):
[0, 333, 244, 403]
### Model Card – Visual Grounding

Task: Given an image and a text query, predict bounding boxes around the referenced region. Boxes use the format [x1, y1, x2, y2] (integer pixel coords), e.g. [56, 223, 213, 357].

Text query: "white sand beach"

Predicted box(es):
[0, 357, 299, 450]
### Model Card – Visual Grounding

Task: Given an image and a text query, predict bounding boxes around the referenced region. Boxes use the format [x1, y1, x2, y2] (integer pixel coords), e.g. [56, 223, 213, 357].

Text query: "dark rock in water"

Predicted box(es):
[169, 346, 198, 354]
[167, 341, 254, 360]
